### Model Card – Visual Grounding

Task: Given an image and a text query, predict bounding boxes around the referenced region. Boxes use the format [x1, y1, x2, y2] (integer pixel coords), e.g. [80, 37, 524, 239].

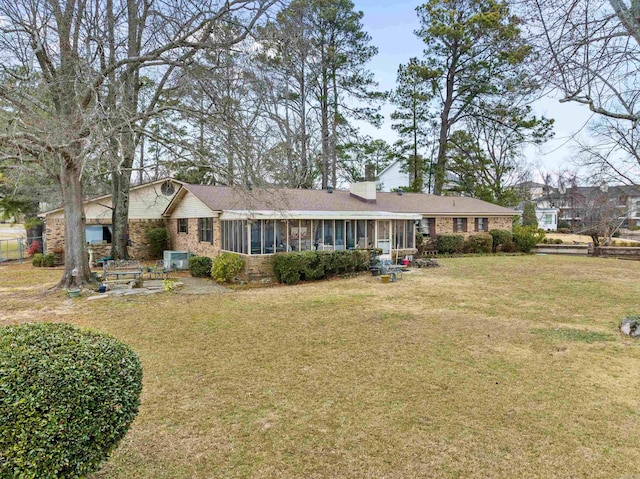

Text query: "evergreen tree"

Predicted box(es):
[390, 58, 434, 192]
[522, 202, 538, 227]
[414, 0, 536, 195]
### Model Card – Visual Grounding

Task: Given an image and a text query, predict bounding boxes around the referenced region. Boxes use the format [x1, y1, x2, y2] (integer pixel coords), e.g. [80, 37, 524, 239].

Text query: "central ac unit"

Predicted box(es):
[163, 250, 192, 270]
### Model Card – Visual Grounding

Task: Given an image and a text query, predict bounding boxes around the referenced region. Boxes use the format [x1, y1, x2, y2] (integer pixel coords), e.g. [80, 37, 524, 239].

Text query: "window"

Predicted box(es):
[86, 225, 112, 244]
[221, 220, 248, 254]
[198, 218, 213, 243]
[177, 218, 188, 234]
[393, 220, 416, 249]
[420, 218, 435, 237]
[475, 218, 488, 232]
[454, 218, 467, 233]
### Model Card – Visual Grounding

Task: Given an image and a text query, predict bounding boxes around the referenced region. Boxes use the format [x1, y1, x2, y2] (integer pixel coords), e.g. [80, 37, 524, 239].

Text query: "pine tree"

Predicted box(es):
[414, 0, 536, 195]
[390, 58, 434, 192]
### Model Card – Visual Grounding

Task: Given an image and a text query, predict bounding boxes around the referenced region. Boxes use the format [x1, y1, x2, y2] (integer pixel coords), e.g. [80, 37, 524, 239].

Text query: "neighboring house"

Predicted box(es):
[533, 184, 640, 228]
[535, 208, 559, 231]
[40, 178, 183, 259]
[163, 180, 515, 279]
[514, 203, 559, 231]
[514, 181, 549, 201]
[516, 181, 640, 229]
[376, 160, 457, 193]
[376, 161, 410, 192]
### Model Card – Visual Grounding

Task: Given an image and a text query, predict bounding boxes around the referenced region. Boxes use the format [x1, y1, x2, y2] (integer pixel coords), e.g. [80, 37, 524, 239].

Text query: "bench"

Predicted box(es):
[103, 260, 143, 286]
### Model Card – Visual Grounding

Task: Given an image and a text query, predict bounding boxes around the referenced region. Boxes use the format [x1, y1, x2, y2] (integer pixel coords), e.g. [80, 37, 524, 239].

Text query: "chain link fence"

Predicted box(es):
[0, 236, 43, 263]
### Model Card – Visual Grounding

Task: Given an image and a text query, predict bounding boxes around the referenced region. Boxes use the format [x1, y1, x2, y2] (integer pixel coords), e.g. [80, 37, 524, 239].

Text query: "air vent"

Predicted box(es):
[161, 181, 175, 196]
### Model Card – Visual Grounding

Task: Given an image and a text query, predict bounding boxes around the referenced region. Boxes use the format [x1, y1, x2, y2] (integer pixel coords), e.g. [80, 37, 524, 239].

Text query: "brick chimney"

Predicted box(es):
[350, 181, 377, 203]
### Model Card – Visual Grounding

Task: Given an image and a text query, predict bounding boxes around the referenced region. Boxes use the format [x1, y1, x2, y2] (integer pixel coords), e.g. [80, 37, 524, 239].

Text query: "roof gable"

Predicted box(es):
[40, 178, 185, 218]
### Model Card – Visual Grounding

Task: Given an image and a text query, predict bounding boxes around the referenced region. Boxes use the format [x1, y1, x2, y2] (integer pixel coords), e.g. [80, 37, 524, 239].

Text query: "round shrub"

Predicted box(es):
[513, 225, 545, 253]
[31, 252, 44, 267]
[27, 240, 42, 256]
[436, 234, 465, 254]
[0, 322, 142, 479]
[464, 233, 493, 254]
[188, 255, 212, 277]
[42, 253, 56, 267]
[211, 252, 245, 283]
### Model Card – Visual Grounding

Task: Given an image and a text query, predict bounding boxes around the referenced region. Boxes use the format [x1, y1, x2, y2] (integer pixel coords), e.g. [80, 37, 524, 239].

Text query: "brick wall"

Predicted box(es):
[128, 219, 165, 259]
[434, 216, 512, 237]
[243, 255, 274, 281]
[44, 217, 164, 260]
[44, 218, 65, 253]
[167, 217, 220, 258]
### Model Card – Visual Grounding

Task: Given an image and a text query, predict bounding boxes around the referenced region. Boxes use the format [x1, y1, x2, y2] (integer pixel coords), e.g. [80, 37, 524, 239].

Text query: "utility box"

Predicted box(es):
[163, 250, 192, 270]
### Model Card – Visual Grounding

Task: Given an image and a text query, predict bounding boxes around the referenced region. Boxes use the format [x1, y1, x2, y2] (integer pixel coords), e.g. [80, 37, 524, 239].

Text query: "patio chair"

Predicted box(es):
[148, 260, 171, 279]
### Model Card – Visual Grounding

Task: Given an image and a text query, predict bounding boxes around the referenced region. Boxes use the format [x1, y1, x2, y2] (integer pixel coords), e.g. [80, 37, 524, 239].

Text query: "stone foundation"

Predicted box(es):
[243, 255, 274, 281]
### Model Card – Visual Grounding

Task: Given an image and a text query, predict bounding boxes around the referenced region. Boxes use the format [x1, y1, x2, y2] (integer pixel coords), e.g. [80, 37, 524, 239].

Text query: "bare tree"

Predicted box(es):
[0, 0, 278, 287]
[528, 0, 640, 183]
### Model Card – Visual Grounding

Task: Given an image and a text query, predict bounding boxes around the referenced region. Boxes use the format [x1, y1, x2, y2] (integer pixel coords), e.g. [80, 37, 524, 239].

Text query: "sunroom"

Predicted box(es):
[218, 210, 421, 256]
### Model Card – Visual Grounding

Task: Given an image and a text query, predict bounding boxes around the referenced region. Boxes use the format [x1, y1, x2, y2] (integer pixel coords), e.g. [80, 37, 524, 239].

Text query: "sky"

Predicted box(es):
[350, 0, 595, 180]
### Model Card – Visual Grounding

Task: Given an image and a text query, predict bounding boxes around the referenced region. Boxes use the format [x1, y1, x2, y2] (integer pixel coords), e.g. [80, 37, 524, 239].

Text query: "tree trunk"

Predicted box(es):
[110, 168, 131, 259]
[321, 67, 330, 189]
[331, 66, 338, 189]
[110, 0, 140, 259]
[57, 161, 91, 288]
[299, 58, 310, 188]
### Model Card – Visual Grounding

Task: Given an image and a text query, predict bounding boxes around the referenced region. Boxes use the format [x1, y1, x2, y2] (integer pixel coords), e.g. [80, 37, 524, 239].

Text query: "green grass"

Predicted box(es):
[1, 255, 640, 478]
[531, 327, 616, 343]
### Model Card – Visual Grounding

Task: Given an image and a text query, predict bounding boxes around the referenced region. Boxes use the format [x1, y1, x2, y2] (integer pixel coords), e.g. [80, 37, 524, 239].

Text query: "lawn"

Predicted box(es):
[1, 255, 640, 478]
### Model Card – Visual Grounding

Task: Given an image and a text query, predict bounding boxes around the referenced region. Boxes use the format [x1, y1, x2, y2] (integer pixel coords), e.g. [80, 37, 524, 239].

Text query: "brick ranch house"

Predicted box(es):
[163, 180, 514, 279]
[41, 178, 515, 279]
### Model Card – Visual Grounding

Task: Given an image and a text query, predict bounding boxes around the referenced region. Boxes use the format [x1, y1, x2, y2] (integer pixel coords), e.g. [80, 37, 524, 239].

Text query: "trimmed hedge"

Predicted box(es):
[0, 323, 142, 479]
[489, 229, 515, 253]
[211, 253, 245, 283]
[272, 250, 369, 285]
[436, 234, 465, 254]
[464, 233, 493, 254]
[189, 255, 212, 277]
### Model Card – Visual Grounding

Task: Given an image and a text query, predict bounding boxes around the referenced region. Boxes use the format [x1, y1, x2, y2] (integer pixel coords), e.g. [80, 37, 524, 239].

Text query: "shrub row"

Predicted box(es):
[435, 228, 545, 255]
[273, 250, 369, 285]
[0, 323, 142, 478]
[541, 238, 564, 244]
[490, 229, 516, 253]
[436, 233, 492, 254]
[32, 253, 55, 267]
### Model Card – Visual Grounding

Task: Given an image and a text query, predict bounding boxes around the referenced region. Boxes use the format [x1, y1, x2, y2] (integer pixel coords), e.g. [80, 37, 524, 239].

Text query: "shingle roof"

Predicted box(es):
[178, 184, 515, 216]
